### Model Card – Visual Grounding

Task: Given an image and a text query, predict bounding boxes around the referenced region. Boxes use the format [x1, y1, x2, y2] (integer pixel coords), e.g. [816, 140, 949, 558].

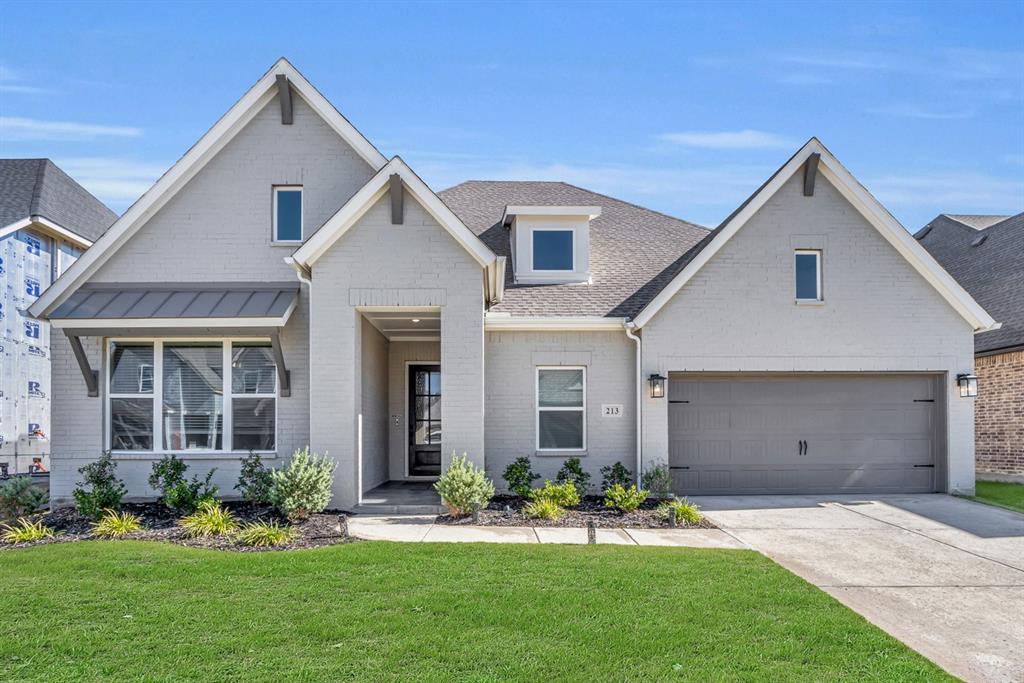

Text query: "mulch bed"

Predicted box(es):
[1, 502, 353, 552]
[435, 495, 716, 529]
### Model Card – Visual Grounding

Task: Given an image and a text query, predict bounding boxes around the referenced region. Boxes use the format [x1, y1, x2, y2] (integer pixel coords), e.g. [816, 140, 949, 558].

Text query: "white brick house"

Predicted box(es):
[29, 59, 997, 509]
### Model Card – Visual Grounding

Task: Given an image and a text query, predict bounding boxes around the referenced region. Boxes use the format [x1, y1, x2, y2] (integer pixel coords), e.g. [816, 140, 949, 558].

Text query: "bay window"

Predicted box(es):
[107, 340, 276, 453]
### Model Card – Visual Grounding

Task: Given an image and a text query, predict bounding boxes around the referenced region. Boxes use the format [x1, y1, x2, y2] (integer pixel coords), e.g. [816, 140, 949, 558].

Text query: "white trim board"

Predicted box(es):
[0, 216, 95, 249]
[29, 57, 386, 320]
[291, 156, 496, 269]
[631, 138, 998, 332]
[484, 315, 626, 331]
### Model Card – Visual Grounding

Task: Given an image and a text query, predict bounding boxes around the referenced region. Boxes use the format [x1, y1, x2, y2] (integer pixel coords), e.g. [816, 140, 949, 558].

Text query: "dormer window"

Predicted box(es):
[502, 205, 600, 284]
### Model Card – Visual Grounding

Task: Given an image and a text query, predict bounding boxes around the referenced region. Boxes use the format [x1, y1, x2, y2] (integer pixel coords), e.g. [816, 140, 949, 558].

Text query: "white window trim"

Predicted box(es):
[272, 185, 303, 244]
[794, 249, 823, 302]
[530, 228, 575, 273]
[535, 366, 587, 453]
[105, 338, 278, 456]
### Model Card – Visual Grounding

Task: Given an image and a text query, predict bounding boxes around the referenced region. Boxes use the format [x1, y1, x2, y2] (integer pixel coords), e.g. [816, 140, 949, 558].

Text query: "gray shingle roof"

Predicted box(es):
[917, 212, 1024, 354]
[438, 181, 708, 318]
[942, 214, 1013, 231]
[0, 158, 117, 242]
[50, 283, 299, 320]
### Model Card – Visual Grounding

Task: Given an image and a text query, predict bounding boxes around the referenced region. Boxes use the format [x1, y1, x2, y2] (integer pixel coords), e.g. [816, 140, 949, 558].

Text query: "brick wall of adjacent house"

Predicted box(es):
[975, 350, 1024, 475]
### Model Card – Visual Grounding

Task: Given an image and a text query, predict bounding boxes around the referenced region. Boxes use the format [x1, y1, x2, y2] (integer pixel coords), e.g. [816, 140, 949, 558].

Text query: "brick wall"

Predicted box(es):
[975, 350, 1024, 475]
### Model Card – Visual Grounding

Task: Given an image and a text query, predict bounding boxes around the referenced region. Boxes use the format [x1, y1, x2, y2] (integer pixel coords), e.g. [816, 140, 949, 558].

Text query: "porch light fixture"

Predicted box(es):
[649, 373, 667, 399]
[956, 373, 978, 398]
[411, 318, 421, 324]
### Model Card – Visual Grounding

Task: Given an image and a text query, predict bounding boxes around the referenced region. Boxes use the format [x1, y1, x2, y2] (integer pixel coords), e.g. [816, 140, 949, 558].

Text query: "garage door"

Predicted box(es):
[668, 374, 938, 495]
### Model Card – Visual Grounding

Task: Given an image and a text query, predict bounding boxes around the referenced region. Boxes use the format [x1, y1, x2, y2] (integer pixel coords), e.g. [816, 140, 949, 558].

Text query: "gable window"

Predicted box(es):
[273, 186, 303, 242]
[532, 229, 574, 271]
[536, 367, 586, 451]
[107, 340, 276, 453]
[795, 250, 822, 301]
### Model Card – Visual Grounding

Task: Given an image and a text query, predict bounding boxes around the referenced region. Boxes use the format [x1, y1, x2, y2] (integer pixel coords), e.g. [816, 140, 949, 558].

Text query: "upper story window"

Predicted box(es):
[532, 229, 574, 271]
[795, 249, 822, 301]
[273, 186, 303, 242]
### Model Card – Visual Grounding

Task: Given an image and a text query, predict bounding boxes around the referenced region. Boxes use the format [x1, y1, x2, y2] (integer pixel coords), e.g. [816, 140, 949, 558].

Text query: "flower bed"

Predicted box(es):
[2, 502, 351, 552]
[435, 495, 716, 529]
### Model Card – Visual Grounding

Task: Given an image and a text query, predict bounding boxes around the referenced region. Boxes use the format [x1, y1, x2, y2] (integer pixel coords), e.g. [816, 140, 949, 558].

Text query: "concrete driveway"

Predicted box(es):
[696, 494, 1024, 683]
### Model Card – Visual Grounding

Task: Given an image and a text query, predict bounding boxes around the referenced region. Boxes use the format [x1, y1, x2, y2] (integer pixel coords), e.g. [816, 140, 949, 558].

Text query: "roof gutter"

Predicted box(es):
[623, 321, 642, 487]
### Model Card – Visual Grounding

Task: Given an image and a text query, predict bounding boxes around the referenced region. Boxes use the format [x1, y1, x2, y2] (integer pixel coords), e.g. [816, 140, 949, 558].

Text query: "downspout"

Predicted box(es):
[624, 321, 642, 486]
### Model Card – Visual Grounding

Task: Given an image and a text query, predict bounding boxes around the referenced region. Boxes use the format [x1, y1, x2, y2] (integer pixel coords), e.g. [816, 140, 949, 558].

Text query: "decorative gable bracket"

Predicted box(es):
[276, 75, 293, 124]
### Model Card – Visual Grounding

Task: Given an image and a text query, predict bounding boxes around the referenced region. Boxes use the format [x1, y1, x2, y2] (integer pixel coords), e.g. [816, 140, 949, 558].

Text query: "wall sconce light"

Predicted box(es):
[649, 373, 667, 399]
[956, 373, 978, 398]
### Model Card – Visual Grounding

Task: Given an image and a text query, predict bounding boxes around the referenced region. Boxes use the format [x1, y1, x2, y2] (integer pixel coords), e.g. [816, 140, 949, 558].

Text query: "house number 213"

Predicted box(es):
[602, 404, 623, 417]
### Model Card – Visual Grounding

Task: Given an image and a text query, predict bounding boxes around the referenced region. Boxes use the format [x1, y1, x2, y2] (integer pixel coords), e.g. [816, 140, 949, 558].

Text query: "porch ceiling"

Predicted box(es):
[363, 310, 440, 341]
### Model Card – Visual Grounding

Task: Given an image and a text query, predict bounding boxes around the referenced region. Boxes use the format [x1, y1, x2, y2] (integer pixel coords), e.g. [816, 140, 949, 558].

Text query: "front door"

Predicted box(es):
[408, 365, 441, 477]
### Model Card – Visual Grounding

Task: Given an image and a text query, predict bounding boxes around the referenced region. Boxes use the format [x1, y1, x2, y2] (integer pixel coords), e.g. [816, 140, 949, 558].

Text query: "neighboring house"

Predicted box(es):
[0, 159, 115, 474]
[29, 59, 996, 508]
[917, 213, 1023, 477]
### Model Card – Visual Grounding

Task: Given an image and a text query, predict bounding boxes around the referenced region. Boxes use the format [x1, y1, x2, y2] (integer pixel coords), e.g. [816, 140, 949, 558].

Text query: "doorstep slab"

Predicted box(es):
[421, 525, 539, 543]
[623, 528, 746, 549]
[347, 515, 434, 542]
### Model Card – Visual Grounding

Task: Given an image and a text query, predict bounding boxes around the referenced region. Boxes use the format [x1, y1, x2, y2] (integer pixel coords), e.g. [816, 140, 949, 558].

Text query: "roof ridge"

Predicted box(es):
[28, 158, 47, 216]
[553, 181, 708, 231]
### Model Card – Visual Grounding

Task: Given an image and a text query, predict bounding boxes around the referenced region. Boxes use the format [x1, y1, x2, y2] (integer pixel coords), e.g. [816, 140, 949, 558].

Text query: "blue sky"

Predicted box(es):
[1, 1, 1022, 230]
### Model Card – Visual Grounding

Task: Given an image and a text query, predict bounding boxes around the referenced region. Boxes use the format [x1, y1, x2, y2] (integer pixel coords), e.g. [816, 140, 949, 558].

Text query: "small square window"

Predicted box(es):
[532, 230, 574, 271]
[795, 250, 822, 301]
[274, 187, 303, 242]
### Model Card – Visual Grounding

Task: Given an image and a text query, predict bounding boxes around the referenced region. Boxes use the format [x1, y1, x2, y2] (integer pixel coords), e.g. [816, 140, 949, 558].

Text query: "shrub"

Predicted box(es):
[0, 476, 48, 520]
[600, 462, 633, 492]
[603, 484, 649, 513]
[179, 501, 239, 538]
[235, 451, 273, 504]
[524, 498, 564, 520]
[268, 447, 336, 521]
[555, 458, 591, 496]
[238, 520, 297, 547]
[73, 452, 127, 520]
[530, 480, 580, 508]
[641, 464, 673, 500]
[91, 509, 142, 538]
[1, 518, 55, 544]
[148, 455, 218, 514]
[502, 456, 539, 498]
[434, 452, 495, 517]
[657, 498, 702, 525]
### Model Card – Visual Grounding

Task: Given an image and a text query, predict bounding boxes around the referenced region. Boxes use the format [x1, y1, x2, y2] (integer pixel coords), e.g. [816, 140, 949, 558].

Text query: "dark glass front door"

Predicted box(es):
[408, 365, 441, 477]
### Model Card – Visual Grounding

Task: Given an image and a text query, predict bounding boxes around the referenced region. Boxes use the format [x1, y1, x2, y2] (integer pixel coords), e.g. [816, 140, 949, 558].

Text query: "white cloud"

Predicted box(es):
[0, 117, 142, 141]
[866, 103, 976, 120]
[866, 171, 1024, 212]
[55, 157, 166, 209]
[659, 130, 796, 150]
[777, 74, 834, 86]
[0, 65, 50, 95]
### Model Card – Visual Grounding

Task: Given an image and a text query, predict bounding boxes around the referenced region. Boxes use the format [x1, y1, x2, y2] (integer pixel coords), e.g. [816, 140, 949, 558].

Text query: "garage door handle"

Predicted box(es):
[669, 466, 690, 470]
[913, 464, 934, 468]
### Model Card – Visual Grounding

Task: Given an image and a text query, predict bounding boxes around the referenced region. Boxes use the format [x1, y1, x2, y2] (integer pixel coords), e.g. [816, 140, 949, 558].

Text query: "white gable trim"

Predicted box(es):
[29, 57, 386, 320]
[291, 156, 496, 269]
[631, 138, 998, 332]
[1, 216, 94, 248]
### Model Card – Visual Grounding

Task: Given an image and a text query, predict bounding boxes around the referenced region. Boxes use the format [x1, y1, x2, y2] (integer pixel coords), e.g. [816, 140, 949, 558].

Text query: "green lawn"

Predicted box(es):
[0, 541, 948, 682]
[969, 480, 1024, 513]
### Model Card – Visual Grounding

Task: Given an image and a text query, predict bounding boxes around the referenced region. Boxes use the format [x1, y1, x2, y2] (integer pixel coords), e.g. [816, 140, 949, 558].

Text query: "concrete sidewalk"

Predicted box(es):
[347, 515, 745, 548]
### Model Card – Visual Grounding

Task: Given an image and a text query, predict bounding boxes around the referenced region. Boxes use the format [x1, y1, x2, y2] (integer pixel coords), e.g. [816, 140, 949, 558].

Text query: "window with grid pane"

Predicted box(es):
[109, 342, 154, 450]
[537, 367, 585, 450]
[231, 343, 276, 450]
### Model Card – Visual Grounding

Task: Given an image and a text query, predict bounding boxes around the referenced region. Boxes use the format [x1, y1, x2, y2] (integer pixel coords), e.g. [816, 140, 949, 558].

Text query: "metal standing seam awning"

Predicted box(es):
[47, 283, 299, 398]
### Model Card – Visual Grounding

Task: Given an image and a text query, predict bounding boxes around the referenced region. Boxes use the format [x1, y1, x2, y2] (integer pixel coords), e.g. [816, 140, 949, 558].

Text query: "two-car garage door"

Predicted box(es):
[668, 374, 941, 495]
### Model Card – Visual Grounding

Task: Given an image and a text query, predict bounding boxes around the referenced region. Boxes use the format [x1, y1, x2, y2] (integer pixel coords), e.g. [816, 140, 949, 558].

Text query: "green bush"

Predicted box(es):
[1, 517, 55, 543]
[91, 509, 142, 538]
[600, 462, 633, 492]
[641, 464, 673, 500]
[657, 498, 702, 525]
[238, 520, 297, 547]
[555, 458, 591, 496]
[603, 484, 649, 513]
[530, 480, 580, 508]
[502, 456, 539, 498]
[72, 452, 127, 520]
[148, 455, 218, 514]
[235, 451, 273, 504]
[524, 498, 564, 520]
[0, 476, 48, 520]
[435, 452, 495, 517]
[268, 447, 335, 521]
[180, 501, 239, 538]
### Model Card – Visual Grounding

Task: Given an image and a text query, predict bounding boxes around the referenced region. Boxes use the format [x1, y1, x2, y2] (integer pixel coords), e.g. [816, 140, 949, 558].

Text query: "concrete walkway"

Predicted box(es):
[347, 515, 744, 548]
[349, 494, 1024, 683]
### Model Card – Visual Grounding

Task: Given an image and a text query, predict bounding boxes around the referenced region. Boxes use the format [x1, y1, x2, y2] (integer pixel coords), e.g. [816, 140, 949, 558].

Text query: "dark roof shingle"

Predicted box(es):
[0, 158, 117, 242]
[917, 212, 1024, 353]
[438, 181, 708, 318]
